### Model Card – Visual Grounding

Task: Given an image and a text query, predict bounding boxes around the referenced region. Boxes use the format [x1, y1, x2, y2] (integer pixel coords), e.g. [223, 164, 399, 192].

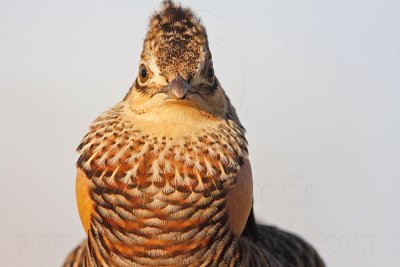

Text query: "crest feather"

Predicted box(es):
[151, 0, 201, 27]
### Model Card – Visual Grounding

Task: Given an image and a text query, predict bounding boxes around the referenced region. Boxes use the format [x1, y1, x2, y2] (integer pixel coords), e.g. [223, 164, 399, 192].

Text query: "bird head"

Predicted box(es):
[125, 0, 228, 119]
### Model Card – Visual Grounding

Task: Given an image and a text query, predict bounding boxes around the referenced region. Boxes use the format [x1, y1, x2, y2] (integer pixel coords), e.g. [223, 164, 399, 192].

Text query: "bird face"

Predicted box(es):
[125, 1, 228, 120]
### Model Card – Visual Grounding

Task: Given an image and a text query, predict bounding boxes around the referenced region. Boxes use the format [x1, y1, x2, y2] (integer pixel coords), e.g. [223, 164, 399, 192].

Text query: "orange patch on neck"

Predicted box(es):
[226, 159, 253, 236]
[76, 168, 95, 234]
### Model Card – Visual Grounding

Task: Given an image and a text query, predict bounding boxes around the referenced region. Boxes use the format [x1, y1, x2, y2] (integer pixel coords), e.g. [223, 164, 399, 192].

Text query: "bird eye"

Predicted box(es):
[139, 64, 149, 83]
[207, 66, 214, 79]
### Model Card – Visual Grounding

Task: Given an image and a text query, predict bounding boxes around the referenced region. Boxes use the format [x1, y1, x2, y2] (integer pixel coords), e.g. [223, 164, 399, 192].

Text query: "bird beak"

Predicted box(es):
[160, 75, 190, 100]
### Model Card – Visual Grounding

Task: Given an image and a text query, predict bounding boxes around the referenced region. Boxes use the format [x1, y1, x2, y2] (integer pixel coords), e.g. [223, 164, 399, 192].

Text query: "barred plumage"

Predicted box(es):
[64, 1, 325, 266]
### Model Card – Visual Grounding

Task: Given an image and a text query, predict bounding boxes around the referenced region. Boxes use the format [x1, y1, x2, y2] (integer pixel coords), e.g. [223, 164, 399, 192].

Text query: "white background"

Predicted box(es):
[1, 0, 399, 266]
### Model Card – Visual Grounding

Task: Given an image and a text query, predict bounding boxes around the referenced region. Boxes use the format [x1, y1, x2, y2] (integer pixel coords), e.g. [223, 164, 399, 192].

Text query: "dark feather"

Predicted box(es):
[240, 209, 325, 267]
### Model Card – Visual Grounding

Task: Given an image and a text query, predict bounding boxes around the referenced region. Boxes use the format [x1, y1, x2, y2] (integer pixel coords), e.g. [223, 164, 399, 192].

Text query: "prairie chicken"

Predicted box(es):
[63, 1, 325, 266]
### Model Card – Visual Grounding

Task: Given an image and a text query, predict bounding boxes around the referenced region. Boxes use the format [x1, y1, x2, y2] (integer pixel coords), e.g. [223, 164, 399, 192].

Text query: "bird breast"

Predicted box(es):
[75, 101, 249, 264]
